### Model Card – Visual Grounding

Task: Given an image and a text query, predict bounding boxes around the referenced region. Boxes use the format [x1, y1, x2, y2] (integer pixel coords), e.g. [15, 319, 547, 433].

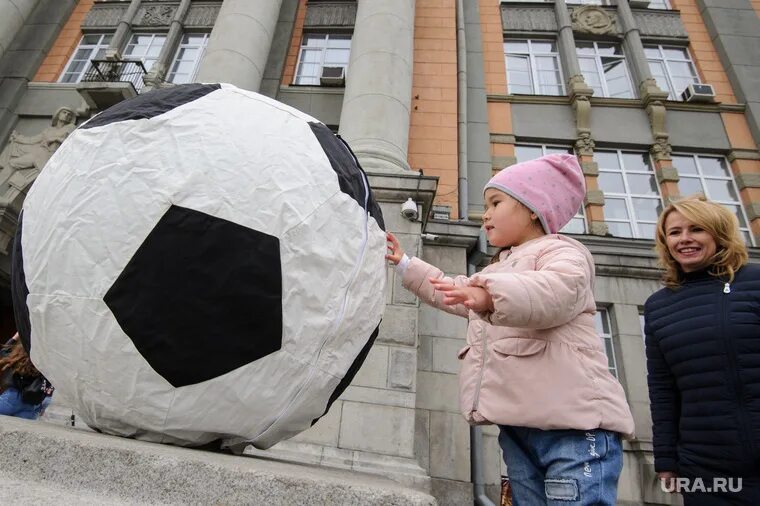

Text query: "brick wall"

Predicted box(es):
[33, 0, 95, 82]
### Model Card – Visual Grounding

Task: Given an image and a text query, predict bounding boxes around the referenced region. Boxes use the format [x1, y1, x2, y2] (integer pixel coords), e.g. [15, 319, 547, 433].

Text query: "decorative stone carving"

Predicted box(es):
[0, 108, 76, 173]
[0, 108, 78, 254]
[650, 136, 673, 161]
[139, 5, 176, 26]
[575, 131, 595, 157]
[501, 6, 557, 32]
[571, 6, 617, 36]
[82, 5, 127, 28]
[633, 11, 688, 39]
[305, 2, 357, 27]
[184, 4, 220, 28]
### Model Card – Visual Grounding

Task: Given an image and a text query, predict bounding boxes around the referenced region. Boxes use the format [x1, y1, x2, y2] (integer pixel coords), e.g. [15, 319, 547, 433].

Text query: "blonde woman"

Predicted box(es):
[644, 197, 759, 505]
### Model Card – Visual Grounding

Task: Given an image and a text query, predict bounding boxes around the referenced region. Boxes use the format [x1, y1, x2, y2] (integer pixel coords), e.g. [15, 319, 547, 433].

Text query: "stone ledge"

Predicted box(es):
[0, 416, 435, 505]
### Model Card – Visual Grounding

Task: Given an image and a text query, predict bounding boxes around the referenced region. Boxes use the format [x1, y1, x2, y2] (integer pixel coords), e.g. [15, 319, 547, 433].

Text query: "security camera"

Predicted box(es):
[401, 197, 418, 221]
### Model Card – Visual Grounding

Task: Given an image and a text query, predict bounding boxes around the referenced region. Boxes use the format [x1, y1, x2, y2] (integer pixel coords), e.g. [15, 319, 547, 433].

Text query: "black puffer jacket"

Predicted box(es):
[644, 264, 760, 479]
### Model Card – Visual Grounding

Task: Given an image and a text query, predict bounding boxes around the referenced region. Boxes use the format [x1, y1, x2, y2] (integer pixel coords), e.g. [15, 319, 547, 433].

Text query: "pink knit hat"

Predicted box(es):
[484, 154, 585, 234]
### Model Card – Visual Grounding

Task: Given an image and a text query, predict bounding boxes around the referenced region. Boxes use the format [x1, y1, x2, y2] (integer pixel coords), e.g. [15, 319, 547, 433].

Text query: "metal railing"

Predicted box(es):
[82, 59, 148, 92]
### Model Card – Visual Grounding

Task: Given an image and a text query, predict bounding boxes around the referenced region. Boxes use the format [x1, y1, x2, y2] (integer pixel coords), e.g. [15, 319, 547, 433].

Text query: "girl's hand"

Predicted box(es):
[657, 472, 679, 493]
[429, 278, 494, 312]
[385, 232, 405, 265]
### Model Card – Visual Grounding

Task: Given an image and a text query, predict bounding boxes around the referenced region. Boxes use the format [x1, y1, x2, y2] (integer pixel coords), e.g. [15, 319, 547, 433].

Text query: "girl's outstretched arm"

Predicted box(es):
[386, 232, 471, 318]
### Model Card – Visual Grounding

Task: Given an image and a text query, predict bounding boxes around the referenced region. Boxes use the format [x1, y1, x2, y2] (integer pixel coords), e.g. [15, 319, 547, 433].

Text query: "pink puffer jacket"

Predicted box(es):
[402, 234, 635, 438]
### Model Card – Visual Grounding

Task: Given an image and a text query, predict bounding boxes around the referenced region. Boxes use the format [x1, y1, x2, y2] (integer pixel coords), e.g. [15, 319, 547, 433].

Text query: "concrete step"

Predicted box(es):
[0, 415, 436, 505]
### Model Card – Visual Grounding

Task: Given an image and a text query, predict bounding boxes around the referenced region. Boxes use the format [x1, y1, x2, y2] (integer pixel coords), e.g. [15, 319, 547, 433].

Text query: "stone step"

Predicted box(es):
[0, 416, 437, 505]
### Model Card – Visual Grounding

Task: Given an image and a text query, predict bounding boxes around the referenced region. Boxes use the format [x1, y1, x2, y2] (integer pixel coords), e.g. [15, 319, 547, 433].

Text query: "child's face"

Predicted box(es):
[483, 189, 542, 248]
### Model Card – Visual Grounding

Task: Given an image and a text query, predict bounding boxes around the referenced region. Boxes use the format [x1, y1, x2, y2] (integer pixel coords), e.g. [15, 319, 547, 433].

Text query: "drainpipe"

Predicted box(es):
[468, 230, 495, 506]
[456, 0, 468, 220]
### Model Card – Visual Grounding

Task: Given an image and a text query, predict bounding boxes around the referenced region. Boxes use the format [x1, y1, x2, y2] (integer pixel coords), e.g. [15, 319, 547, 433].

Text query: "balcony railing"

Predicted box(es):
[82, 59, 148, 92]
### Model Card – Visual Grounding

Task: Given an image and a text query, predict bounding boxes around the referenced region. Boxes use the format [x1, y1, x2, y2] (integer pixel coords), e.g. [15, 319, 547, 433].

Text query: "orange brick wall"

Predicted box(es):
[34, 0, 95, 82]
[281, 0, 307, 85]
[669, 0, 736, 103]
[752, 1, 760, 18]
[408, 0, 459, 216]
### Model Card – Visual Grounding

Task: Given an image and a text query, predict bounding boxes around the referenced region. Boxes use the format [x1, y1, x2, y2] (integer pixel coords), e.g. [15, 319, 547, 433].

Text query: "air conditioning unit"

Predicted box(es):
[320, 66, 345, 86]
[681, 83, 715, 103]
[629, 0, 651, 8]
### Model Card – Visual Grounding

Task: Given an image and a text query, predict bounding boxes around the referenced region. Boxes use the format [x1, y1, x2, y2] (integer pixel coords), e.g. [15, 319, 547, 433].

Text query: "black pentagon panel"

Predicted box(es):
[10, 213, 32, 354]
[81, 83, 222, 130]
[104, 205, 282, 387]
[308, 122, 385, 231]
[312, 323, 379, 426]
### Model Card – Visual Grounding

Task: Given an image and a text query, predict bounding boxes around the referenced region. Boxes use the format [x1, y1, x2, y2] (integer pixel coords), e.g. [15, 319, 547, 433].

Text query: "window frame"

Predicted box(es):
[596, 149, 663, 239]
[504, 39, 565, 96]
[672, 153, 756, 246]
[514, 144, 587, 234]
[293, 32, 352, 86]
[58, 33, 112, 84]
[644, 44, 700, 100]
[594, 307, 619, 378]
[167, 32, 210, 85]
[576, 41, 636, 99]
[647, 0, 671, 9]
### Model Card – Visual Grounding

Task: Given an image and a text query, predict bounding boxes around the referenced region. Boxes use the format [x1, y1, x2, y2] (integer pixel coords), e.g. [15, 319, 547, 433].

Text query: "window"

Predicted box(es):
[124, 34, 166, 74]
[168, 33, 209, 84]
[648, 0, 670, 8]
[594, 308, 618, 378]
[596, 150, 662, 238]
[672, 154, 755, 245]
[566, 0, 614, 4]
[504, 40, 564, 96]
[577, 42, 635, 98]
[59, 34, 112, 83]
[294, 33, 351, 85]
[515, 145, 586, 234]
[645, 45, 699, 100]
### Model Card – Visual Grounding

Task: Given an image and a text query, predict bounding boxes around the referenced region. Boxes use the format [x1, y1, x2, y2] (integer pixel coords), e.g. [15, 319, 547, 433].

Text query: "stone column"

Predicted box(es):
[556, 0, 603, 234]
[105, 0, 142, 59]
[195, 0, 283, 92]
[142, 0, 192, 90]
[338, 0, 416, 173]
[0, 0, 39, 62]
[616, 0, 667, 101]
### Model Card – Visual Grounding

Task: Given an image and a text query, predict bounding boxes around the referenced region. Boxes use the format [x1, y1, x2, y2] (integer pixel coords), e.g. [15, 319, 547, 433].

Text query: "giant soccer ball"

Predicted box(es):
[11, 83, 386, 448]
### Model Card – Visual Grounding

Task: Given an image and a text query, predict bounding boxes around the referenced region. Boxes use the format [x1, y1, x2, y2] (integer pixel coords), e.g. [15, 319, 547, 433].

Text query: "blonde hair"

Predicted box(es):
[655, 196, 748, 288]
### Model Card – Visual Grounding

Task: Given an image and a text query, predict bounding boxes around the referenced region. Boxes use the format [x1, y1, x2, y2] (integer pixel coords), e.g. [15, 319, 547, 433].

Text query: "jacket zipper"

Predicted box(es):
[471, 325, 488, 413]
[720, 281, 756, 455]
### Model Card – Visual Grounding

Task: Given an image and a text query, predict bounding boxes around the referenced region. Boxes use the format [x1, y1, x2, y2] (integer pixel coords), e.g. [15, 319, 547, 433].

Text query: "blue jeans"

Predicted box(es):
[499, 425, 623, 505]
[0, 388, 51, 420]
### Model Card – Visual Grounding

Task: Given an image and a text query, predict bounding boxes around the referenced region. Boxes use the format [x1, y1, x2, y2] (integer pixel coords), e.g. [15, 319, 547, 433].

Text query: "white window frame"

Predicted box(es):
[566, 0, 614, 4]
[167, 33, 209, 84]
[514, 144, 586, 234]
[504, 39, 565, 96]
[123, 33, 166, 72]
[595, 308, 618, 378]
[577, 42, 635, 99]
[672, 153, 755, 246]
[645, 44, 700, 100]
[59, 33, 112, 84]
[647, 0, 670, 9]
[293, 33, 351, 86]
[597, 150, 663, 239]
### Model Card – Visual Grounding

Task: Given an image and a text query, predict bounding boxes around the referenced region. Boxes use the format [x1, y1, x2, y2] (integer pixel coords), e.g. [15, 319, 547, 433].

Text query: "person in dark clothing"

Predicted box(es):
[644, 197, 760, 505]
[0, 333, 53, 419]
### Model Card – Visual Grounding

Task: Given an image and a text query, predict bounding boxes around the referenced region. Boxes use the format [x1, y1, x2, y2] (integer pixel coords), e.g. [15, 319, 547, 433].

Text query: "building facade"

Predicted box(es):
[0, 0, 759, 504]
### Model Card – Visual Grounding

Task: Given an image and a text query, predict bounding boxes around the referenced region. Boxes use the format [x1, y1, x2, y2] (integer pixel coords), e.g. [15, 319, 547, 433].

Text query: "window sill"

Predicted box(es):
[280, 84, 346, 94]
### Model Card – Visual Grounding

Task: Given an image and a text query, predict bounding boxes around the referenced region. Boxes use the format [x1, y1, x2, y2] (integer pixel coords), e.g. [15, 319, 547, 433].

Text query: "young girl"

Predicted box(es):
[387, 154, 634, 505]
